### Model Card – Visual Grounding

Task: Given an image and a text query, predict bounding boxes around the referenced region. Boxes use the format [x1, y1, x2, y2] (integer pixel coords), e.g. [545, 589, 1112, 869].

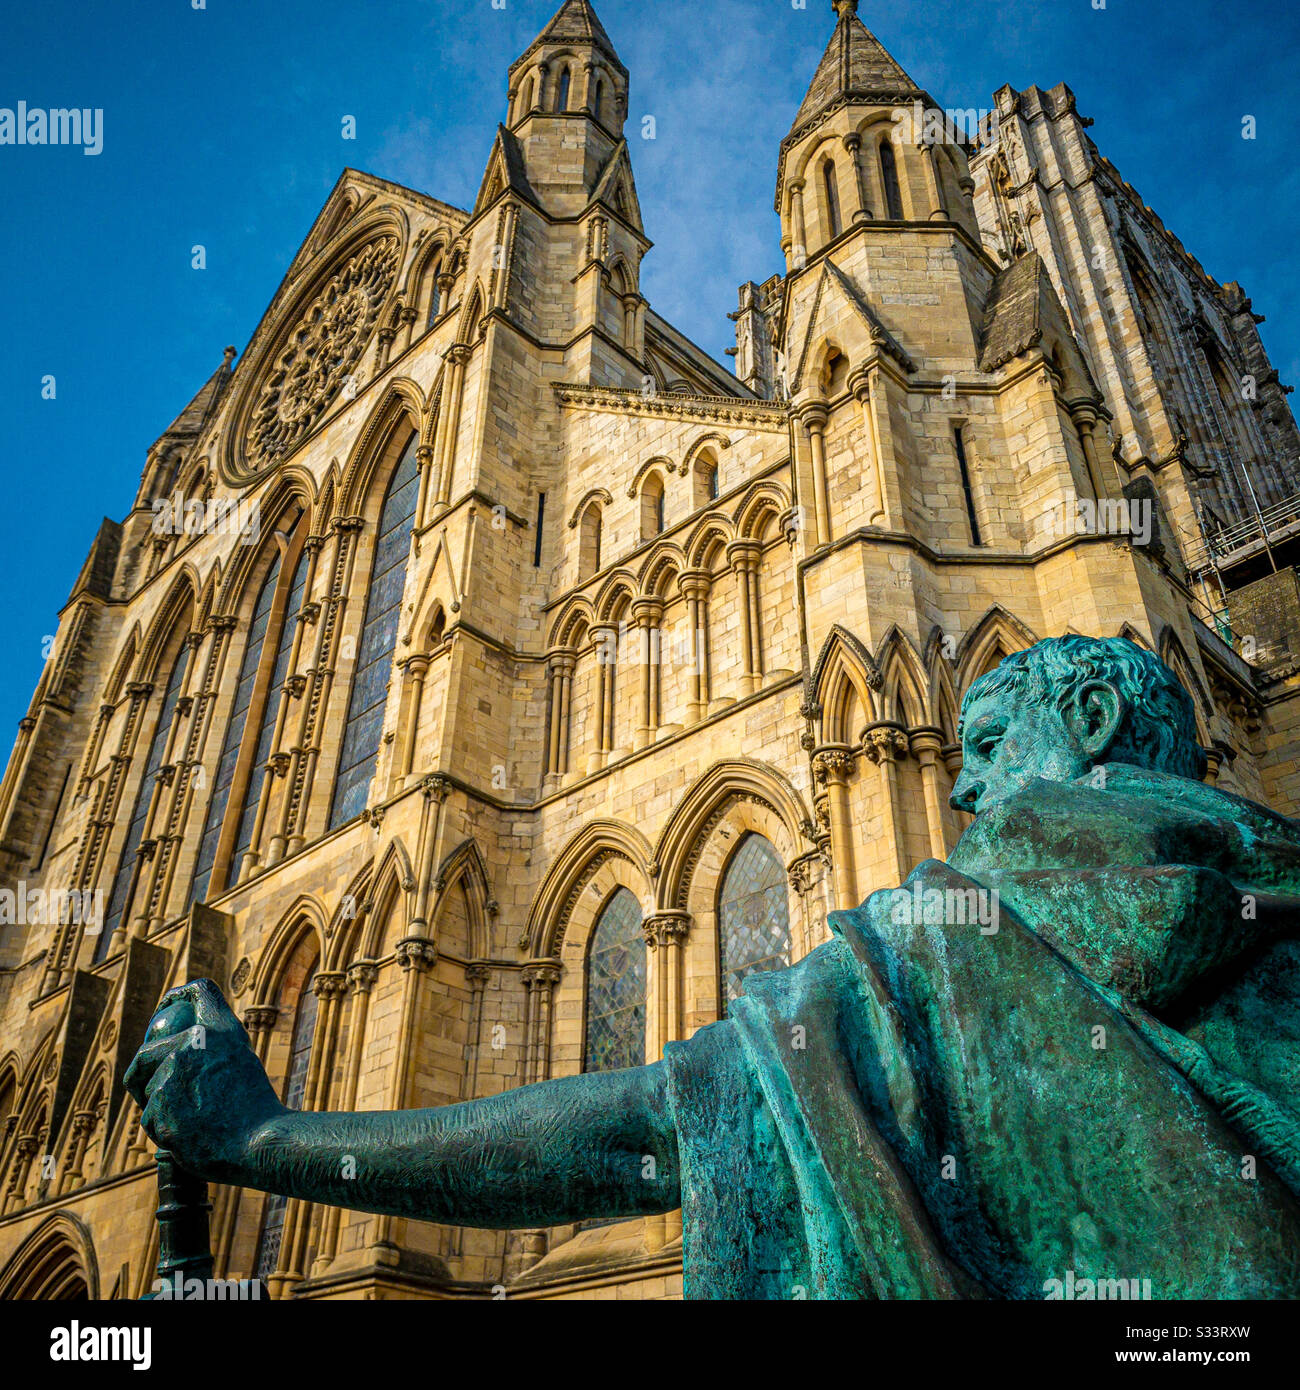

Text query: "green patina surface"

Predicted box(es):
[127, 636, 1300, 1299]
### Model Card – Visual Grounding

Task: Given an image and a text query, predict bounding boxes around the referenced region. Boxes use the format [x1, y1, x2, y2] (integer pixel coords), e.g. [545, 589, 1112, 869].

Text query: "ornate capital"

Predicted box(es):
[422, 774, 452, 802]
[908, 727, 945, 763]
[396, 937, 438, 972]
[465, 961, 493, 986]
[346, 961, 380, 995]
[522, 961, 562, 990]
[726, 540, 761, 574]
[629, 598, 664, 628]
[642, 911, 691, 949]
[862, 723, 910, 765]
[812, 745, 856, 786]
[243, 1003, 279, 1033]
[312, 970, 349, 1002]
[677, 568, 712, 601]
[125, 681, 154, 700]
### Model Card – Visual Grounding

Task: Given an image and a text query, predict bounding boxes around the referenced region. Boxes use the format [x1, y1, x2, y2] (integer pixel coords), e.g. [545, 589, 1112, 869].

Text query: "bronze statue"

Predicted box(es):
[127, 636, 1300, 1298]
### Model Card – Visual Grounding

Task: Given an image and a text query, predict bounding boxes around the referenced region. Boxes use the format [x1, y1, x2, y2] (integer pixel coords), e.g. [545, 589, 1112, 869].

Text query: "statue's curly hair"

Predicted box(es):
[959, 635, 1207, 782]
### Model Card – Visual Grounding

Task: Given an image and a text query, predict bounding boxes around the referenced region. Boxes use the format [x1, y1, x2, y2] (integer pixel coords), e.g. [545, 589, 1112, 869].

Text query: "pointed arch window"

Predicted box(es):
[579, 503, 603, 580]
[229, 544, 310, 879]
[517, 75, 534, 120]
[329, 436, 420, 829]
[593, 78, 605, 123]
[880, 139, 904, 221]
[556, 66, 572, 112]
[425, 258, 442, 328]
[584, 888, 646, 1072]
[823, 159, 843, 239]
[718, 833, 790, 1011]
[97, 646, 188, 959]
[189, 552, 281, 905]
[255, 961, 319, 1281]
[640, 472, 665, 541]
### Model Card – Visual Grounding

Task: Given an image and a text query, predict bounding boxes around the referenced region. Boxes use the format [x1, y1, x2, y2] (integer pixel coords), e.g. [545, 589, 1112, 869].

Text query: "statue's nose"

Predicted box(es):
[949, 770, 981, 814]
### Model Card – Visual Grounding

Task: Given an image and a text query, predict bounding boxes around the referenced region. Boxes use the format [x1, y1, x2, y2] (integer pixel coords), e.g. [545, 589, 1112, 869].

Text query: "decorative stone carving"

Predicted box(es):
[244, 236, 401, 470]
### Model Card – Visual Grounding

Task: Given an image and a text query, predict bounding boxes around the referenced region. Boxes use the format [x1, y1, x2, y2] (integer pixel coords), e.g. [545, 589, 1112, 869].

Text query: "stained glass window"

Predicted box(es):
[584, 887, 646, 1073]
[188, 552, 281, 905]
[229, 546, 310, 878]
[97, 647, 188, 959]
[329, 437, 419, 829]
[718, 833, 790, 1011]
[255, 963, 318, 1282]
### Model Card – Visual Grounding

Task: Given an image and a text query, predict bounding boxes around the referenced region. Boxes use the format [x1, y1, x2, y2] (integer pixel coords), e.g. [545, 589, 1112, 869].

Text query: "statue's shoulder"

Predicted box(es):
[950, 764, 1300, 883]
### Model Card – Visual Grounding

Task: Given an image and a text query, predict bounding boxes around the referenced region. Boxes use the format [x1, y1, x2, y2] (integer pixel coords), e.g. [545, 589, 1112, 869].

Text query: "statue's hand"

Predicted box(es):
[125, 978, 283, 1182]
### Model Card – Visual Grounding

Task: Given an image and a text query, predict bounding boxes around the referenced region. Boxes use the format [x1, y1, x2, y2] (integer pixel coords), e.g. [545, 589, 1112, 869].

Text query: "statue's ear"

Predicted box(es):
[1067, 680, 1124, 760]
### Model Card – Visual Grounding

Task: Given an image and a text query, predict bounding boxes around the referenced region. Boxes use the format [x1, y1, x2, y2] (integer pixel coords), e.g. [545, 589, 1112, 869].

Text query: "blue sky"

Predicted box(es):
[0, 0, 1297, 737]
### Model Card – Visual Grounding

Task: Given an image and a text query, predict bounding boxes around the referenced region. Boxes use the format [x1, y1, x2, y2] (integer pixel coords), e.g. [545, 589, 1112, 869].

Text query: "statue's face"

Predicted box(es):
[950, 689, 1098, 815]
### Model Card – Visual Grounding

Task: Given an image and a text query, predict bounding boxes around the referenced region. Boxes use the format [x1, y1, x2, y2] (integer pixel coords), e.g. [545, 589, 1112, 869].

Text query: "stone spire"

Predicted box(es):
[785, 1, 926, 148]
[510, 0, 626, 80]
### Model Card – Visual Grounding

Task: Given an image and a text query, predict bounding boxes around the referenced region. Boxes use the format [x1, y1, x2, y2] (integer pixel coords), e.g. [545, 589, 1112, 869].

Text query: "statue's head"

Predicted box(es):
[950, 635, 1206, 815]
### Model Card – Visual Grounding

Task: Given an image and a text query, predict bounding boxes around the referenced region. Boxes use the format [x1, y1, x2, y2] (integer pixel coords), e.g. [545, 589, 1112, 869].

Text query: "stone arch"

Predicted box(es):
[357, 839, 417, 960]
[525, 819, 655, 958]
[103, 625, 141, 705]
[733, 479, 790, 539]
[402, 229, 453, 328]
[655, 760, 812, 913]
[212, 474, 312, 615]
[431, 838, 495, 960]
[808, 625, 882, 746]
[955, 607, 1039, 695]
[134, 566, 199, 683]
[1157, 625, 1215, 738]
[0, 1211, 98, 1300]
[685, 516, 734, 569]
[594, 570, 638, 623]
[637, 542, 685, 600]
[250, 896, 329, 1006]
[337, 379, 427, 518]
[875, 626, 929, 728]
[327, 862, 376, 966]
[458, 279, 487, 343]
[548, 596, 596, 651]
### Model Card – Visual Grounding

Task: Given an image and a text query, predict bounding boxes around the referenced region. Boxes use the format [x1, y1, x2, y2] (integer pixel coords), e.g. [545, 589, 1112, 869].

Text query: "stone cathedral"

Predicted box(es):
[2, 0, 1299, 1301]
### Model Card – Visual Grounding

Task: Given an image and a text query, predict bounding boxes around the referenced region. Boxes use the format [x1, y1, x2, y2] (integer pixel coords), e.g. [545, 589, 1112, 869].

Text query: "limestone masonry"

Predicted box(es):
[1, 0, 1298, 1299]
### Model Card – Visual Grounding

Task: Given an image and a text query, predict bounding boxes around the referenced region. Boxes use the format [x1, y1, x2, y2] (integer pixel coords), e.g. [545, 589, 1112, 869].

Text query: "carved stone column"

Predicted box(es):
[271, 969, 349, 1295]
[545, 651, 576, 780]
[589, 623, 618, 771]
[942, 743, 971, 833]
[631, 599, 663, 748]
[312, 961, 379, 1275]
[726, 541, 762, 695]
[433, 344, 472, 509]
[797, 403, 832, 548]
[864, 723, 911, 885]
[813, 746, 858, 910]
[56, 1109, 98, 1194]
[396, 655, 430, 788]
[844, 131, 871, 221]
[788, 178, 808, 267]
[677, 571, 712, 723]
[3, 1136, 39, 1213]
[909, 727, 950, 861]
[368, 936, 438, 1264]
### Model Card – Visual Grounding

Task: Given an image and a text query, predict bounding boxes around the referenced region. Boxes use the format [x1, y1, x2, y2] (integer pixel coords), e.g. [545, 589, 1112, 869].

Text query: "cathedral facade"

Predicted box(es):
[2, 0, 1299, 1300]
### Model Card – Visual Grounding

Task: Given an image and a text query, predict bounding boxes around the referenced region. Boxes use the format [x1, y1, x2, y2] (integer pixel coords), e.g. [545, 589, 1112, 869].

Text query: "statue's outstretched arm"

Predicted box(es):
[125, 979, 681, 1229]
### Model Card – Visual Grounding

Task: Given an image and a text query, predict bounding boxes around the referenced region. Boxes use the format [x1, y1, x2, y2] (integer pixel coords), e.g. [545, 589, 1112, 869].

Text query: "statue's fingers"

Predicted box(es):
[124, 1031, 191, 1104]
[138, 1054, 179, 1142]
[175, 977, 245, 1036]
